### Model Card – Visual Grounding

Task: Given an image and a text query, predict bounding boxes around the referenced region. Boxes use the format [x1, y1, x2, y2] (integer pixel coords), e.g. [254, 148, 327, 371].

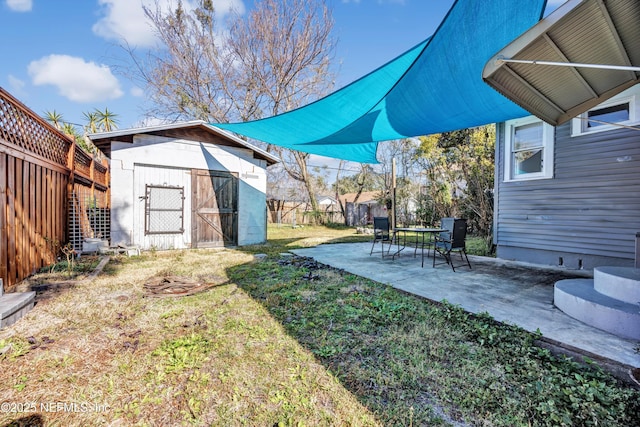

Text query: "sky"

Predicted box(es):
[0, 0, 563, 168]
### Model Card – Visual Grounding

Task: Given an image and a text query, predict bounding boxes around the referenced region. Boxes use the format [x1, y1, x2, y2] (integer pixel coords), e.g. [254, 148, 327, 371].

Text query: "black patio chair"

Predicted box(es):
[433, 218, 472, 271]
[370, 216, 392, 257]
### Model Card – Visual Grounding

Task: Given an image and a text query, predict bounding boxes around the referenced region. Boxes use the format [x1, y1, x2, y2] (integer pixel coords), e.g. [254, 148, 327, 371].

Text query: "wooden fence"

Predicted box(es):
[0, 87, 109, 292]
[267, 200, 344, 226]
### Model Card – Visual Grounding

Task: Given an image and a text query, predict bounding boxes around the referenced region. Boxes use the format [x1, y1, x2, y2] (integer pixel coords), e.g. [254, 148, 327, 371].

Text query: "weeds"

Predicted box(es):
[0, 225, 638, 426]
[229, 255, 640, 426]
[152, 333, 213, 374]
[61, 243, 77, 278]
[32, 255, 100, 281]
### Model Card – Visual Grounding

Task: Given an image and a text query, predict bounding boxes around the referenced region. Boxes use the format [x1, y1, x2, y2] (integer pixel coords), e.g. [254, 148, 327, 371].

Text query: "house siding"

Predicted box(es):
[495, 119, 640, 270]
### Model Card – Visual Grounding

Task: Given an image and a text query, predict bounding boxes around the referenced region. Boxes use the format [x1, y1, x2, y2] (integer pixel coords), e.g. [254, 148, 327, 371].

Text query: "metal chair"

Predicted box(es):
[370, 216, 392, 257]
[433, 218, 471, 271]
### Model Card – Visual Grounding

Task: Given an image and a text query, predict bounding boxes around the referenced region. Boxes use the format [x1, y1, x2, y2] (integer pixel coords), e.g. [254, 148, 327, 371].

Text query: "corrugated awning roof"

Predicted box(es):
[482, 0, 640, 126]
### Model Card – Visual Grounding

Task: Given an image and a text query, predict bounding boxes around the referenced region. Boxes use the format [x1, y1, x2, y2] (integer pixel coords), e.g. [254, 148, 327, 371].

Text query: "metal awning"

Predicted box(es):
[482, 0, 640, 126]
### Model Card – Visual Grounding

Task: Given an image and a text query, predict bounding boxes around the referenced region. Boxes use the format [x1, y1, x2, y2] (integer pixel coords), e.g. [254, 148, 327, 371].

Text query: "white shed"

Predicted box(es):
[89, 121, 279, 250]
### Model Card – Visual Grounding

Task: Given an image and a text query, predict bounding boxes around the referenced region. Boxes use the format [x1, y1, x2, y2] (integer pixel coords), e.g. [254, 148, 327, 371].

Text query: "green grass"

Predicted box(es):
[229, 251, 640, 426]
[264, 224, 493, 257]
[0, 225, 637, 426]
[465, 235, 494, 257]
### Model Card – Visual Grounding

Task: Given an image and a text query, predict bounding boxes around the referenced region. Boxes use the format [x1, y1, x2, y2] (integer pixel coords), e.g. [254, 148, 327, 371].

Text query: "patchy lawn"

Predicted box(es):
[0, 225, 638, 426]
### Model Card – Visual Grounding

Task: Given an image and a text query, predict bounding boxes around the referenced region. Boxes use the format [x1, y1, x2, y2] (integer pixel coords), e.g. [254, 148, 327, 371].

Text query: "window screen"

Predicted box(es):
[512, 122, 543, 177]
[145, 185, 185, 235]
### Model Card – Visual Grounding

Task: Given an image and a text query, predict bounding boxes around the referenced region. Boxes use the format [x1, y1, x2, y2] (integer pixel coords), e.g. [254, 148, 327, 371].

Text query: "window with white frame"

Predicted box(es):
[504, 116, 554, 181]
[571, 85, 640, 136]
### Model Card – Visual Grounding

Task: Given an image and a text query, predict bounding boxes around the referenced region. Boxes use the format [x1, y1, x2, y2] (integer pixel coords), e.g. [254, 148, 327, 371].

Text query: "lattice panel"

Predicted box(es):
[68, 184, 111, 252]
[0, 89, 71, 166]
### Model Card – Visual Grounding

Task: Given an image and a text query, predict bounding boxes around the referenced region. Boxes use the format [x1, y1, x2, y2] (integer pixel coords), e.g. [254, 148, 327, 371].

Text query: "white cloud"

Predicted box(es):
[92, 0, 157, 47]
[92, 0, 245, 48]
[6, 0, 32, 12]
[7, 75, 26, 97]
[130, 86, 144, 97]
[7, 75, 25, 91]
[27, 55, 124, 103]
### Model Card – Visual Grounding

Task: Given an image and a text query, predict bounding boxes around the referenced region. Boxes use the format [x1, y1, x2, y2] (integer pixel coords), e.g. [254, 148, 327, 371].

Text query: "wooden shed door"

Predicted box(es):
[191, 170, 238, 248]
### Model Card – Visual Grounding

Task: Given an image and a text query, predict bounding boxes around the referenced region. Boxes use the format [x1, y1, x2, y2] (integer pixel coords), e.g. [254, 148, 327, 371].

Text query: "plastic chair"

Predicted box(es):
[370, 216, 392, 257]
[433, 218, 471, 271]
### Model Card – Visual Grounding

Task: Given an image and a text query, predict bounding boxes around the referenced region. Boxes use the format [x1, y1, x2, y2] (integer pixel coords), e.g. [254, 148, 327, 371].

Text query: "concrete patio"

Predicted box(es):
[290, 242, 640, 378]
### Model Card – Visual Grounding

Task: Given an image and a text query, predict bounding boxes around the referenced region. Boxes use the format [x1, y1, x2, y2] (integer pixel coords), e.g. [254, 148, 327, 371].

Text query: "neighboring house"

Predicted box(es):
[339, 191, 387, 226]
[316, 195, 343, 224]
[317, 195, 338, 209]
[89, 121, 278, 250]
[494, 84, 640, 269]
[266, 196, 343, 225]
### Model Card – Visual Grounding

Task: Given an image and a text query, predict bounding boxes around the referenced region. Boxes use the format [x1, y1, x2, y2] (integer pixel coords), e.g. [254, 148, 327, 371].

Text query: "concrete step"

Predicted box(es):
[554, 278, 640, 340]
[0, 292, 36, 328]
[594, 266, 640, 304]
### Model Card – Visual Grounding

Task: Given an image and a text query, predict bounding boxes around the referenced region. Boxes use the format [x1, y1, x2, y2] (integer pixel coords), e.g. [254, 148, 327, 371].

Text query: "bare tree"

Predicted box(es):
[376, 139, 421, 209]
[129, 0, 336, 211]
[228, 0, 336, 213]
[228, 0, 335, 119]
[130, 0, 238, 122]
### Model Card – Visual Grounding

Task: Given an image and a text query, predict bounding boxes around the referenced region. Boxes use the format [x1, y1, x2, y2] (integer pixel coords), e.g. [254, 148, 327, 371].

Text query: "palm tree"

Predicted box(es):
[44, 110, 64, 130]
[61, 122, 81, 140]
[61, 122, 93, 153]
[83, 111, 100, 134]
[95, 107, 119, 132]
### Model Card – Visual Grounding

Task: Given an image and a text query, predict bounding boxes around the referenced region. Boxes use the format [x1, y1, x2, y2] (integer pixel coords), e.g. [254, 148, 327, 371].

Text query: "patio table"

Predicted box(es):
[391, 227, 446, 267]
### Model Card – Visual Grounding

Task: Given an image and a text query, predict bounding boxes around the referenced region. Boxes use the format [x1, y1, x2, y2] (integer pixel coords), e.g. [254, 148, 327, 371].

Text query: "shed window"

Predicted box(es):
[504, 117, 554, 181]
[145, 185, 185, 235]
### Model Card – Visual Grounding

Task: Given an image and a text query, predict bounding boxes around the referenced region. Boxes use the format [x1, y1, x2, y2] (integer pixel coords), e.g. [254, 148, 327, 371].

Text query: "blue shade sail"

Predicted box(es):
[215, 0, 547, 163]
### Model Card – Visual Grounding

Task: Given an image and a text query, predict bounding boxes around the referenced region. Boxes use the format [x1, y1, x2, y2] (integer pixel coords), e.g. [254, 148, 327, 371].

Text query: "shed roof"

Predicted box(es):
[88, 120, 279, 166]
[483, 0, 640, 126]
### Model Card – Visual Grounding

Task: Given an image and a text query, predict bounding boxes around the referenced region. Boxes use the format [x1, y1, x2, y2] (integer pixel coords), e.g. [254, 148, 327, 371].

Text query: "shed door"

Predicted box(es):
[191, 170, 238, 248]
